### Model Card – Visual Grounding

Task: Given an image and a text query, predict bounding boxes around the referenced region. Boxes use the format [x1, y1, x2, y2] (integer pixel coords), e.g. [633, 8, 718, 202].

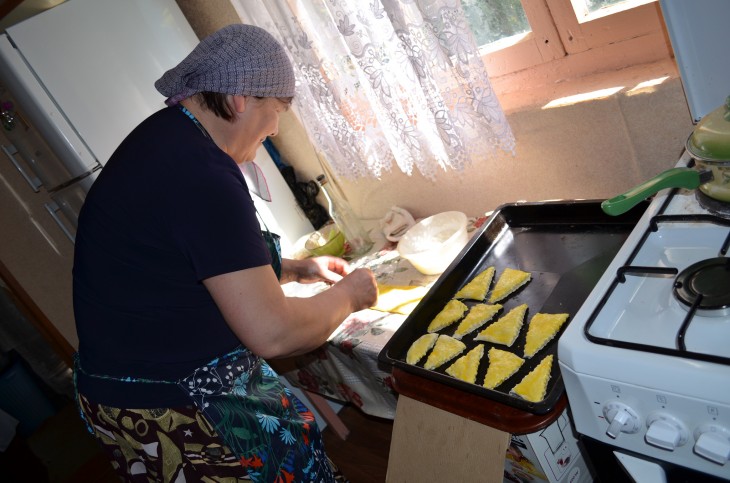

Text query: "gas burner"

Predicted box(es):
[696, 190, 730, 219]
[674, 256, 730, 316]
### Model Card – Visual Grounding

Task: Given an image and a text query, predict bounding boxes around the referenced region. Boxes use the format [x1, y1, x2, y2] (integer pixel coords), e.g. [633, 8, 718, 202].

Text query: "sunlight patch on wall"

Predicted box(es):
[626, 76, 669, 96]
[542, 87, 624, 109]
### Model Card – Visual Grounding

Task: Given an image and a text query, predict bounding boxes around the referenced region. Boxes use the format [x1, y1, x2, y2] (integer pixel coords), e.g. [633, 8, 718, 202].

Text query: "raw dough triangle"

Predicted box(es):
[474, 303, 528, 347]
[427, 299, 468, 333]
[423, 335, 466, 370]
[452, 304, 502, 340]
[455, 266, 495, 301]
[524, 313, 570, 358]
[374, 284, 429, 315]
[489, 268, 531, 303]
[510, 354, 554, 402]
[445, 344, 485, 383]
[483, 348, 525, 390]
[406, 333, 439, 365]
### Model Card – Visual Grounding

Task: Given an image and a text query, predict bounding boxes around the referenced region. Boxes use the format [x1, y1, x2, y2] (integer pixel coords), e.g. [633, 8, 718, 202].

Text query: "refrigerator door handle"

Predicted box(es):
[44, 201, 75, 243]
[2, 143, 42, 192]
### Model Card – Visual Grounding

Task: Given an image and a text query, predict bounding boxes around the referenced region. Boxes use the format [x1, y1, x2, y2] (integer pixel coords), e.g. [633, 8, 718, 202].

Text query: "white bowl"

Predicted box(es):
[397, 211, 468, 275]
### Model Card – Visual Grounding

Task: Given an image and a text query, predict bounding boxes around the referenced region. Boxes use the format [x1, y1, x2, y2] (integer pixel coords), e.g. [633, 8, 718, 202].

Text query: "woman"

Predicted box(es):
[72, 24, 377, 482]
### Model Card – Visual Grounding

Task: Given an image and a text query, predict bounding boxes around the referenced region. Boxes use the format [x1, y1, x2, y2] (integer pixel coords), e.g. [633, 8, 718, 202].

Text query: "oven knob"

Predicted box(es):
[603, 402, 640, 439]
[693, 425, 730, 465]
[645, 412, 689, 451]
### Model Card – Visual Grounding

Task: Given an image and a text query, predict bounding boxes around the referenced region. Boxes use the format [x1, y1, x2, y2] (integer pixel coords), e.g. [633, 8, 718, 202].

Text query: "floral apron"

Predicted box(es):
[76, 347, 336, 482]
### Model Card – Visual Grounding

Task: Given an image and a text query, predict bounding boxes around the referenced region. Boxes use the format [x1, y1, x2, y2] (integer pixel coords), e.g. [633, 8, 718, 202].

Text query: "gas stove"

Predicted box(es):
[559, 150, 730, 481]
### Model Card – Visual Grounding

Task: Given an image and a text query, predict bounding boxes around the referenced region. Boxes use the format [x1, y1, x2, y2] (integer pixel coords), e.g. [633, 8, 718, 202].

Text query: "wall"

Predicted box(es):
[175, 1, 695, 223]
[274, 59, 693, 220]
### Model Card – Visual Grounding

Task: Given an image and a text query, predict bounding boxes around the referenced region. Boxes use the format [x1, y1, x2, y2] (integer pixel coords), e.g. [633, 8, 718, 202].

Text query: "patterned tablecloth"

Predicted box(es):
[279, 217, 486, 420]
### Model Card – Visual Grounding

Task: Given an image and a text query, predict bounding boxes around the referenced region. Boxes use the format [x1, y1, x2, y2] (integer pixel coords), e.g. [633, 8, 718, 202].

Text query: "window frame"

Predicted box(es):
[478, 0, 668, 80]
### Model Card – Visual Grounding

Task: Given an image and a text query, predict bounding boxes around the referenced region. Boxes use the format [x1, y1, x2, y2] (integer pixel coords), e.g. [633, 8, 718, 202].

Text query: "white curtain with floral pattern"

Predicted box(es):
[232, 0, 515, 181]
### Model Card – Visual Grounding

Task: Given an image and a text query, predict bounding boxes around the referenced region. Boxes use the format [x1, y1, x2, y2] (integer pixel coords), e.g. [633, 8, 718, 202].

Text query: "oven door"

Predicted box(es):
[580, 436, 729, 483]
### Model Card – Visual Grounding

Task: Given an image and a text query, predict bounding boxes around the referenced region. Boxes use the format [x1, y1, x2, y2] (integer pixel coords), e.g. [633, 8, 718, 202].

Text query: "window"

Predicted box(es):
[577, 0, 646, 19]
[462, 0, 666, 82]
[461, 0, 530, 46]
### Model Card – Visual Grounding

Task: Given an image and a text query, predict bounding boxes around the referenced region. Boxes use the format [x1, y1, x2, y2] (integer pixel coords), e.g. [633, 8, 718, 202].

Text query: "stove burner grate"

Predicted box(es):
[696, 190, 730, 219]
[585, 212, 730, 366]
[674, 257, 730, 315]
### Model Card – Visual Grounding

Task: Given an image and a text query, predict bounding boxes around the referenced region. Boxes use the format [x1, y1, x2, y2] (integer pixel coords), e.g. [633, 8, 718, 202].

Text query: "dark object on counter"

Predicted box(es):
[264, 137, 330, 230]
[262, 139, 330, 229]
[379, 199, 649, 415]
[278, 166, 330, 229]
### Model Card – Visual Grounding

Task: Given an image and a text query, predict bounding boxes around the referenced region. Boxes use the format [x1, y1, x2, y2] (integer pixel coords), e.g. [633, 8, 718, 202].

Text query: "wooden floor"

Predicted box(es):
[321, 405, 394, 483]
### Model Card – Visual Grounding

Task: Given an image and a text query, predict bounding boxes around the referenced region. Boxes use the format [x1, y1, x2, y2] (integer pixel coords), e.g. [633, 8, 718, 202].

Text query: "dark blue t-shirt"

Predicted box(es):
[73, 106, 271, 407]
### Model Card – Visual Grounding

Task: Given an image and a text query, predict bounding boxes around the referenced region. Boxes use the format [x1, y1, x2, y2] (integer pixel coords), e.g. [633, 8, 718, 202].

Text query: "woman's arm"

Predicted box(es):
[203, 264, 377, 359]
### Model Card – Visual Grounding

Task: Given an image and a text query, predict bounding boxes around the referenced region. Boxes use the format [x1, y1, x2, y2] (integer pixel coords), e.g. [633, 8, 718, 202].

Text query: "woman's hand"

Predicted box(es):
[280, 256, 351, 284]
[336, 267, 378, 312]
[290, 257, 377, 311]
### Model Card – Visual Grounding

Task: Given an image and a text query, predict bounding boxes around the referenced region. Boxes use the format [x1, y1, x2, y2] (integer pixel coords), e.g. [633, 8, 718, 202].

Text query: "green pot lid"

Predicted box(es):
[687, 96, 730, 161]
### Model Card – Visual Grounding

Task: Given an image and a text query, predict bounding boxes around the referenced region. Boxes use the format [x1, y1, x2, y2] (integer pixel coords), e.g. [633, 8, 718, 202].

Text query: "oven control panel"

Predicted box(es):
[560, 364, 730, 479]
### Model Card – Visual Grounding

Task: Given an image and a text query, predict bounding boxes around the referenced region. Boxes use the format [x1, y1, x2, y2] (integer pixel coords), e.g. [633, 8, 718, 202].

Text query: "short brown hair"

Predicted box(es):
[199, 92, 235, 121]
[197, 92, 294, 122]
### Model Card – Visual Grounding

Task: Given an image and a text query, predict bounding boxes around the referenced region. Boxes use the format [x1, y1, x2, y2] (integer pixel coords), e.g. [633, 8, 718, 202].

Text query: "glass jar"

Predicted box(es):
[316, 174, 373, 257]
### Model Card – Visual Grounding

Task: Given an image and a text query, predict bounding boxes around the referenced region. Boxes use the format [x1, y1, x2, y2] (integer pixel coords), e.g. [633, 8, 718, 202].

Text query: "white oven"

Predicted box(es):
[558, 149, 730, 482]
[559, 1, 730, 479]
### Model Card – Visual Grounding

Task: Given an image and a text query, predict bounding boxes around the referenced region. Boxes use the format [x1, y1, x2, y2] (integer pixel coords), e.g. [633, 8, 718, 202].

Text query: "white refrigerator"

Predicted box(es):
[659, 0, 730, 122]
[0, 0, 199, 241]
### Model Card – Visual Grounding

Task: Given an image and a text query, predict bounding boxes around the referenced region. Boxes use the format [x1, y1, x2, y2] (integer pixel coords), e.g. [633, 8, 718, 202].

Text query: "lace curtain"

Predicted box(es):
[232, 0, 515, 181]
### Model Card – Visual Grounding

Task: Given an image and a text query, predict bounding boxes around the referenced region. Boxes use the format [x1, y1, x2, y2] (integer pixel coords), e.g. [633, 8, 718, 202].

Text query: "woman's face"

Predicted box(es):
[234, 97, 290, 163]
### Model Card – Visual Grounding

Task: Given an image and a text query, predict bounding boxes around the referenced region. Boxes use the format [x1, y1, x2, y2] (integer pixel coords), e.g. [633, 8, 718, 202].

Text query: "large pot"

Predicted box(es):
[602, 96, 730, 216]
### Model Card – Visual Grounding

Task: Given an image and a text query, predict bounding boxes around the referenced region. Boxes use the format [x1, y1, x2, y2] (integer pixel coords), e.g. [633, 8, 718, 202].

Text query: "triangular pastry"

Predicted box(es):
[474, 303, 528, 347]
[445, 344, 485, 383]
[524, 313, 570, 358]
[406, 333, 439, 365]
[452, 304, 502, 340]
[427, 299, 468, 333]
[455, 266, 495, 301]
[374, 284, 429, 315]
[483, 348, 525, 389]
[510, 354, 554, 402]
[489, 268, 531, 303]
[423, 335, 466, 370]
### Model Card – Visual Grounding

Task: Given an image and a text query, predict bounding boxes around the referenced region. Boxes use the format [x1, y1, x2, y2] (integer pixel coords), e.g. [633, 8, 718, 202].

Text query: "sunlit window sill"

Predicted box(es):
[494, 58, 680, 114]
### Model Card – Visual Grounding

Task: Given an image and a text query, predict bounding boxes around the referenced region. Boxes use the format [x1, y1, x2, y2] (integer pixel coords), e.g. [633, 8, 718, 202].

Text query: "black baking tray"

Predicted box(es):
[379, 199, 648, 414]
